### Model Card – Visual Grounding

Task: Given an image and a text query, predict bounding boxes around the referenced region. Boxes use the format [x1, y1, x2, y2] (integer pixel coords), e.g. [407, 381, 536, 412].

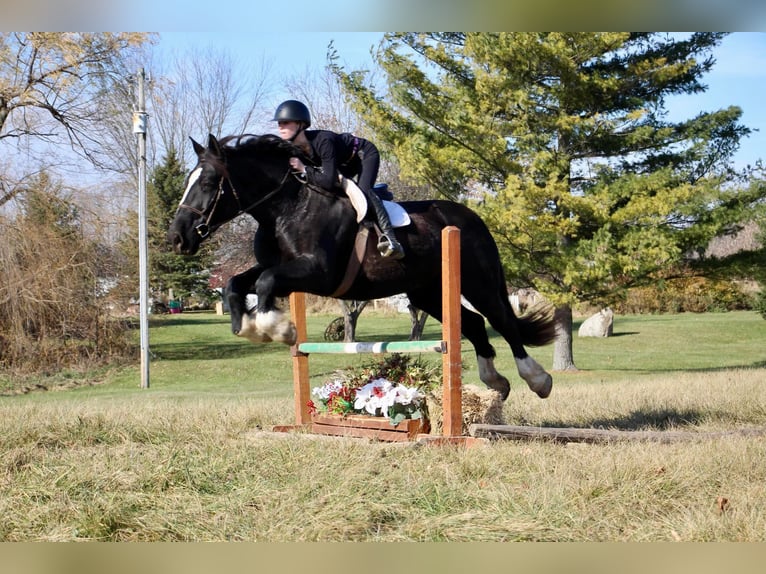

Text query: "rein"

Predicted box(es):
[179, 166, 294, 239]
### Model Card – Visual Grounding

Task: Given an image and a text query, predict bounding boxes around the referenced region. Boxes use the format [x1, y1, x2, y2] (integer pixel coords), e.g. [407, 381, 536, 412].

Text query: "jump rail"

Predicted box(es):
[284, 226, 469, 441]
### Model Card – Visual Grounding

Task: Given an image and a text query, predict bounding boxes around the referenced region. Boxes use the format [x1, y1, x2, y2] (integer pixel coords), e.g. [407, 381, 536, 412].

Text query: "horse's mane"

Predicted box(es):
[218, 133, 302, 160]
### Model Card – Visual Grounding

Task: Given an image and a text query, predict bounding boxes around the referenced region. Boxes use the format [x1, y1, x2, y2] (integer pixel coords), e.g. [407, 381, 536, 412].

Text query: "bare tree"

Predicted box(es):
[0, 32, 154, 207]
[149, 45, 274, 167]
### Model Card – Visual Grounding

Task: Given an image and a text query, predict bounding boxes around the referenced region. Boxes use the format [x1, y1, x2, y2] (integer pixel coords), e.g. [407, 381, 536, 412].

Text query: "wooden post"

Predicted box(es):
[441, 226, 462, 437]
[289, 292, 311, 425]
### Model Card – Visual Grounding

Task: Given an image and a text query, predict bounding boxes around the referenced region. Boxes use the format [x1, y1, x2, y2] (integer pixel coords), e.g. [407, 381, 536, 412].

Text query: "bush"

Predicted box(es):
[613, 276, 753, 315]
[0, 185, 134, 375]
[753, 287, 766, 320]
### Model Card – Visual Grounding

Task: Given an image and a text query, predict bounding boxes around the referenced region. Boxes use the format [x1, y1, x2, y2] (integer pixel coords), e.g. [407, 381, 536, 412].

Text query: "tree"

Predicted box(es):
[117, 149, 216, 307]
[334, 32, 765, 370]
[0, 32, 154, 207]
[0, 172, 131, 371]
[149, 45, 274, 168]
[148, 149, 215, 303]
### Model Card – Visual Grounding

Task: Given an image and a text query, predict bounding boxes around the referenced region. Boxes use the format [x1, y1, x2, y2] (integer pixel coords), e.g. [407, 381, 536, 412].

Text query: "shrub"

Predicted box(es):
[613, 276, 752, 314]
[0, 184, 134, 375]
[753, 286, 766, 320]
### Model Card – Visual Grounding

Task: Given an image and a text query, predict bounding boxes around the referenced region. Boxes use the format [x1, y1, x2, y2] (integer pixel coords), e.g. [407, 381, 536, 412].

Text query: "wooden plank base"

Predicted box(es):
[310, 414, 430, 442]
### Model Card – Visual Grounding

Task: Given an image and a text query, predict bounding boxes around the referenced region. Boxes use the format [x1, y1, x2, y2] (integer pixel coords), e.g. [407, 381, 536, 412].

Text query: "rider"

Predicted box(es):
[273, 99, 405, 260]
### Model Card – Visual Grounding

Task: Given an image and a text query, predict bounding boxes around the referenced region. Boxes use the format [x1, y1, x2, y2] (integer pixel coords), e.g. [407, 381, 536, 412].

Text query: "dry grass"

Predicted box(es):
[2, 367, 765, 541]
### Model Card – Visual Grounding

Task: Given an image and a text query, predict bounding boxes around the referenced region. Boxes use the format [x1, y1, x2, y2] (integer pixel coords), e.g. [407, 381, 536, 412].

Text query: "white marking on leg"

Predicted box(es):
[255, 310, 297, 345]
[478, 356, 499, 383]
[515, 356, 553, 398]
[237, 312, 271, 343]
[477, 356, 510, 398]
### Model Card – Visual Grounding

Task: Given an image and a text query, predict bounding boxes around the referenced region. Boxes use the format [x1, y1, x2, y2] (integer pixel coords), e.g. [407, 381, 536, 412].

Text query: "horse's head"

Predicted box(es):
[168, 134, 240, 255]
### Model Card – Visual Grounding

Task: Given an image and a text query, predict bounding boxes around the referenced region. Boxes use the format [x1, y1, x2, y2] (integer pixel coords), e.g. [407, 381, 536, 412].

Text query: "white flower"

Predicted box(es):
[354, 378, 397, 415]
[353, 383, 377, 414]
[394, 385, 424, 406]
[312, 379, 344, 401]
[315, 375, 427, 420]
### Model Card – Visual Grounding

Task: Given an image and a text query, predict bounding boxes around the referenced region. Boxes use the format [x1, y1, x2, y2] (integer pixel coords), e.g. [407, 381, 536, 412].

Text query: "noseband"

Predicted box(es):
[178, 166, 293, 239]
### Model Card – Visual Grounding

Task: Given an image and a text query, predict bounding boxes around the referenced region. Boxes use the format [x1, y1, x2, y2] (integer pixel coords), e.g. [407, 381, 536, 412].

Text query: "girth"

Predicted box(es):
[330, 226, 371, 298]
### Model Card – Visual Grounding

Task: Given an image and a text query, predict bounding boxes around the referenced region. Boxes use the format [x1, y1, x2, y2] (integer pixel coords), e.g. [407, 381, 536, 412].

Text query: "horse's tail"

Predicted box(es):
[517, 304, 558, 347]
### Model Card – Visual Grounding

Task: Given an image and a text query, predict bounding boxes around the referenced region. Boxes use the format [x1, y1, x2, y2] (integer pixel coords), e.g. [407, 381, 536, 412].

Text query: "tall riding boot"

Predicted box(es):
[366, 189, 405, 259]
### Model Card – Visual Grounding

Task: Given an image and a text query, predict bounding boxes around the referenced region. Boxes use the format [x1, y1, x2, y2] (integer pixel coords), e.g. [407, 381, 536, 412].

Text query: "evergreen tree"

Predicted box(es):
[148, 149, 215, 305]
[334, 32, 765, 369]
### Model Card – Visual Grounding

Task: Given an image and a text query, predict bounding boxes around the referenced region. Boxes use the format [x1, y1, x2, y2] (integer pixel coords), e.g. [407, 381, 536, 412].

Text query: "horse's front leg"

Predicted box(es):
[253, 257, 328, 346]
[225, 265, 273, 343]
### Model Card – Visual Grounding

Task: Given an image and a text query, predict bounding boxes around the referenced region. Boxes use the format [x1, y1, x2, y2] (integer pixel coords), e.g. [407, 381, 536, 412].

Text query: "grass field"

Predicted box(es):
[1, 309, 765, 541]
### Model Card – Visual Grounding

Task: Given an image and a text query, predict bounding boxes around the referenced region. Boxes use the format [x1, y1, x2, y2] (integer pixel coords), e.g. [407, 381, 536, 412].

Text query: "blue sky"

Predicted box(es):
[158, 32, 766, 171]
[14, 1, 766, 34]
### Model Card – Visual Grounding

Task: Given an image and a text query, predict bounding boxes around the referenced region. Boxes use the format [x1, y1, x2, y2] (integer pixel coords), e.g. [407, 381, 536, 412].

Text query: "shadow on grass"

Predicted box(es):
[149, 316, 231, 328]
[151, 340, 283, 361]
[575, 407, 707, 431]
[570, 360, 766, 374]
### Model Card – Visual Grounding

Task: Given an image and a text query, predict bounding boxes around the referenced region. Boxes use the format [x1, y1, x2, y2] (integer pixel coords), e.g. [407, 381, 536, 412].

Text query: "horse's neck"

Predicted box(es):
[244, 175, 306, 224]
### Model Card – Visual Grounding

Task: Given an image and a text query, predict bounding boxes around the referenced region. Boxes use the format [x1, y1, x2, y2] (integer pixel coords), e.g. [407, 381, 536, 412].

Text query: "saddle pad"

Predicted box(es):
[340, 177, 367, 223]
[340, 176, 411, 227]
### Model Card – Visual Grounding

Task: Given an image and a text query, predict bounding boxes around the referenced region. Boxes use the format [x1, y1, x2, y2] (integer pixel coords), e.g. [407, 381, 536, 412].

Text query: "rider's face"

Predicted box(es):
[277, 120, 301, 141]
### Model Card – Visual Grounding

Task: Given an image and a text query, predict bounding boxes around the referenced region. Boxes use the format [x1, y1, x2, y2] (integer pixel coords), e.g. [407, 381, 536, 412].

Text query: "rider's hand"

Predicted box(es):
[289, 157, 306, 174]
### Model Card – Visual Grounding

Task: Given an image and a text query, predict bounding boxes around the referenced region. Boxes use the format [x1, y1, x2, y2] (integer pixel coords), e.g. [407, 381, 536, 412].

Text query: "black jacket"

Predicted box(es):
[303, 130, 380, 194]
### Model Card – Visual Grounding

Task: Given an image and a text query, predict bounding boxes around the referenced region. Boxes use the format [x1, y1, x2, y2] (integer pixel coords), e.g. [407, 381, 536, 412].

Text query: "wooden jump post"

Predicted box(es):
[286, 226, 466, 440]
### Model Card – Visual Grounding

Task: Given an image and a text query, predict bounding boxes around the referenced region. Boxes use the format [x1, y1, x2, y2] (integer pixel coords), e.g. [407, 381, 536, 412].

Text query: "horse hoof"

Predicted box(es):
[485, 378, 510, 401]
[529, 374, 552, 399]
[238, 330, 272, 344]
[515, 357, 552, 399]
[278, 323, 297, 346]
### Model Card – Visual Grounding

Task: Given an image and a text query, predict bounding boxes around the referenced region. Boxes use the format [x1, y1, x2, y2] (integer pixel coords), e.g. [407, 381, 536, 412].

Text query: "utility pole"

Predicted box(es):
[133, 68, 150, 389]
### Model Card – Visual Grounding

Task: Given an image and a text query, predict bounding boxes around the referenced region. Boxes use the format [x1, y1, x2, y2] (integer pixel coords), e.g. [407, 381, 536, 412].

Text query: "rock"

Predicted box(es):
[578, 308, 614, 337]
[509, 288, 541, 315]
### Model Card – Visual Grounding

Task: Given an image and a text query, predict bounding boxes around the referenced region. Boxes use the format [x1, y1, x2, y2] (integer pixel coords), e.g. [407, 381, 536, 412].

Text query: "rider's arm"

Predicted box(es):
[304, 132, 342, 190]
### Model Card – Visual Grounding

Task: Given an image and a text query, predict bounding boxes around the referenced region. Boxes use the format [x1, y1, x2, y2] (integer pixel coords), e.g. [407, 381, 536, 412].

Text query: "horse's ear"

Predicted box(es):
[190, 137, 205, 158]
[207, 134, 223, 158]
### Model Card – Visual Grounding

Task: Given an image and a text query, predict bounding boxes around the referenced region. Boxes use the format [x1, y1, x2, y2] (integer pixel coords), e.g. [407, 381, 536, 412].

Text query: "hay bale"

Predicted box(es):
[426, 384, 505, 435]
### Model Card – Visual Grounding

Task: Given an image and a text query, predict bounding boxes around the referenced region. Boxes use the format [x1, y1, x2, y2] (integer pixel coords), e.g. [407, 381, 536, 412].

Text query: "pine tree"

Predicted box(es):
[148, 149, 215, 306]
[334, 32, 765, 369]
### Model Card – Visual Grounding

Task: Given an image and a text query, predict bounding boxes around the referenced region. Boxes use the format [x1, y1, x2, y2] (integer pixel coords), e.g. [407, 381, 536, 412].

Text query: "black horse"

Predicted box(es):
[168, 134, 556, 400]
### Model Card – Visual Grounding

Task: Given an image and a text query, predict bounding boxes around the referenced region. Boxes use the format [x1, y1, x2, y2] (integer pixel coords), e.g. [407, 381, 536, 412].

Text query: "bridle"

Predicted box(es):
[178, 165, 294, 239]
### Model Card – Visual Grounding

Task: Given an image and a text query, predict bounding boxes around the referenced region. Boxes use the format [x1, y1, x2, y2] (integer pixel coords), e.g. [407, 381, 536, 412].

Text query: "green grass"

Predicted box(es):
[30, 309, 765, 400]
[1, 309, 765, 541]
[571, 312, 766, 373]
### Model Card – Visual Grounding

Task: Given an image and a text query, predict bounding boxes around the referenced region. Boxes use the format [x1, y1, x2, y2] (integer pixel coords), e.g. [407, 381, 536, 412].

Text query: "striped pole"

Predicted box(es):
[298, 340, 446, 354]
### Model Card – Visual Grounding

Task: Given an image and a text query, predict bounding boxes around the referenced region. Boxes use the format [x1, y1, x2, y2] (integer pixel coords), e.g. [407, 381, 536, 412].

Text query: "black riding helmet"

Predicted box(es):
[273, 100, 311, 127]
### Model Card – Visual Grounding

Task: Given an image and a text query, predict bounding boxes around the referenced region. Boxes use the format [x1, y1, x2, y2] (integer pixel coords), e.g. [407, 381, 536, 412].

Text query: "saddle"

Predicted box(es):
[330, 178, 411, 298]
[339, 177, 411, 227]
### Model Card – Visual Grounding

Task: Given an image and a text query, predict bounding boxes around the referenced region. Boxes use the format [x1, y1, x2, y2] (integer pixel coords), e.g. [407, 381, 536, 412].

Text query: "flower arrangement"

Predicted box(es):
[308, 354, 441, 426]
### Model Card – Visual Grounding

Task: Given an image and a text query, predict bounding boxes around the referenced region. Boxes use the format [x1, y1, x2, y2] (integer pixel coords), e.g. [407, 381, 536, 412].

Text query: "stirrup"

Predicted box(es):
[377, 234, 405, 259]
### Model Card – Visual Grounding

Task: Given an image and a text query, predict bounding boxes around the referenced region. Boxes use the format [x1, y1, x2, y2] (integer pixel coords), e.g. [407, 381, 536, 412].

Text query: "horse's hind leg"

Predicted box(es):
[407, 291, 512, 400]
[467, 293, 553, 399]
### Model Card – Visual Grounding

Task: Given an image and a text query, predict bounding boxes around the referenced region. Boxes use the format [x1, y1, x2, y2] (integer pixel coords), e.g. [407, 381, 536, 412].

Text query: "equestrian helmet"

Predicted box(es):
[273, 100, 311, 127]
